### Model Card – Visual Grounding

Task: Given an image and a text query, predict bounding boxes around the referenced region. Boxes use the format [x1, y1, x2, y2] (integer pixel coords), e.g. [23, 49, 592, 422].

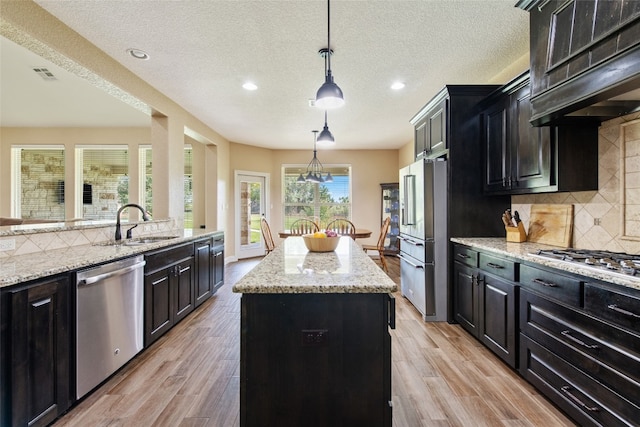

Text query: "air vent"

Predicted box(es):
[32, 67, 57, 81]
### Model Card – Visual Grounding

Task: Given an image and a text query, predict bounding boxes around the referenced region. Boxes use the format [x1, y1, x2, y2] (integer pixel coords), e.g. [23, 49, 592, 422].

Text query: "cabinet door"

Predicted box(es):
[195, 239, 213, 307]
[414, 116, 427, 159]
[174, 258, 195, 323]
[427, 99, 447, 156]
[483, 98, 509, 193]
[5, 276, 71, 427]
[453, 262, 478, 336]
[479, 273, 517, 368]
[510, 85, 551, 190]
[213, 245, 225, 292]
[144, 268, 173, 346]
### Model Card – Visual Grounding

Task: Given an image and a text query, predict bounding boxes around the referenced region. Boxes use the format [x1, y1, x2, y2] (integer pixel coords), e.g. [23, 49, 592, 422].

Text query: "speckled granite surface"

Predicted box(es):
[451, 237, 640, 291]
[0, 229, 223, 288]
[232, 236, 397, 294]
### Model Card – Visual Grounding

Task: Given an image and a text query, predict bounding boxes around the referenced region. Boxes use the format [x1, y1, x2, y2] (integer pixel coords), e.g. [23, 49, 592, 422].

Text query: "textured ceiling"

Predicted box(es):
[3, 1, 530, 150]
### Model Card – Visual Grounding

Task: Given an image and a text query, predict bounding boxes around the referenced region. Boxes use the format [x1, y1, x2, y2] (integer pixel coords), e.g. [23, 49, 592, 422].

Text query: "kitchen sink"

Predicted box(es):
[94, 235, 181, 247]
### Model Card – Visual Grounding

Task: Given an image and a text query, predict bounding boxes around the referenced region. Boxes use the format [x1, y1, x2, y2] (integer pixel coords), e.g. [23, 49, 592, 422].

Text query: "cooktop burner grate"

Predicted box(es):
[532, 249, 640, 279]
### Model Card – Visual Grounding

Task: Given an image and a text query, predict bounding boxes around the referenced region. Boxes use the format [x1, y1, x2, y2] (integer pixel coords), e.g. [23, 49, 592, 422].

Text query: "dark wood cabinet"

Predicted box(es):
[478, 272, 517, 368]
[240, 293, 393, 427]
[195, 238, 213, 307]
[212, 234, 224, 293]
[144, 242, 195, 346]
[452, 244, 517, 368]
[0, 274, 71, 427]
[412, 97, 448, 160]
[481, 71, 598, 195]
[517, 0, 640, 125]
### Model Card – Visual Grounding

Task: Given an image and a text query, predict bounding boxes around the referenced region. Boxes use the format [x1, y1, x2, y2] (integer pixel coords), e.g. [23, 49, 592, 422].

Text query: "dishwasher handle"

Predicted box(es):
[77, 260, 146, 286]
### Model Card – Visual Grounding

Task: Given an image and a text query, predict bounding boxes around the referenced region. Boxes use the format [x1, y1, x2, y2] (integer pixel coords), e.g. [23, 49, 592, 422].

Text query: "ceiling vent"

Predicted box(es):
[32, 67, 57, 81]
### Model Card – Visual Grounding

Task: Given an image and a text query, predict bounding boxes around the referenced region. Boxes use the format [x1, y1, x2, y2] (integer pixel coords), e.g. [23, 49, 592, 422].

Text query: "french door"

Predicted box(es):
[235, 171, 269, 259]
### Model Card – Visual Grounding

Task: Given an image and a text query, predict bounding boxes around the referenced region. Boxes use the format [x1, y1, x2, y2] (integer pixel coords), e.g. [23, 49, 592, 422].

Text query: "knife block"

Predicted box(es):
[506, 222, 527, 243]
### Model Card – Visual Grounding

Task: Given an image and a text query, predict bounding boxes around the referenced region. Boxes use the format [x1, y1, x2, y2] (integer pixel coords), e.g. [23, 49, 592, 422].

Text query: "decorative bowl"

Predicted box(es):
[302, 234, 340, 252]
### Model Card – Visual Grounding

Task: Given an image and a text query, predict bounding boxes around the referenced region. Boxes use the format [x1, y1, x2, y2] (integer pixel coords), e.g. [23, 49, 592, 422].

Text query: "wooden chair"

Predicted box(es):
[260, 217, 275, 254]
[289, 218, 320, 235]
[326, 218, 356, 240]
[362, 217, 391, 272]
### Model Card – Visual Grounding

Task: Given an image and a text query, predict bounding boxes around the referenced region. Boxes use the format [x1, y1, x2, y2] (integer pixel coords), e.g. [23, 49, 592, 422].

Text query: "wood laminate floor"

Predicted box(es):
[53, 256, 575, 427]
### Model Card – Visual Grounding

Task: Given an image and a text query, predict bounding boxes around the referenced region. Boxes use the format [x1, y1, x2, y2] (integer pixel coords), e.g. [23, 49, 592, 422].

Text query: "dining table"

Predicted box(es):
[278, 228, 372, 239]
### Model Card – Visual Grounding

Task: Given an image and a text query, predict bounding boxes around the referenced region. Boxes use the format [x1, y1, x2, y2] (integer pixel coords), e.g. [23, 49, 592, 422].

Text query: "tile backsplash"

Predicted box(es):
[512, 111, 640, 254]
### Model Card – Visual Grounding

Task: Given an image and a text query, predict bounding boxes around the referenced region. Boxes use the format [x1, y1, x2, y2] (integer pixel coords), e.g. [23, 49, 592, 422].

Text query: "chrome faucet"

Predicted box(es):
[114, 203, 151, 241]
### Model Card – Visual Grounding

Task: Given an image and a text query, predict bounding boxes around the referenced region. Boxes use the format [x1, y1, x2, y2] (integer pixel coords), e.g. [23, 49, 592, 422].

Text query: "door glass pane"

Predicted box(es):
[184, 147, 193, 229]
[240, 179, 262, 245]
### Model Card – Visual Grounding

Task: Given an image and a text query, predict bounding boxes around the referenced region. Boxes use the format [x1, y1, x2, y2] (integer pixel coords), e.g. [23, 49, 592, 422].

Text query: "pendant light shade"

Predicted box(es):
[317, 110, 335, 145]
[315, 1, 344, 109]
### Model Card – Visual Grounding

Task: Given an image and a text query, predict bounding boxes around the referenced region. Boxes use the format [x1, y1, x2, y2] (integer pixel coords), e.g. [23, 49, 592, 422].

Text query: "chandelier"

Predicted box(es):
[297, 131, 334, 183]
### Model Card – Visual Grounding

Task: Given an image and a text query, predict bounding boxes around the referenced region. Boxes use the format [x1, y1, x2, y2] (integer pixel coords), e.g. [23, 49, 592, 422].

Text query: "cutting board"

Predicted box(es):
[527, 204, 574, 247]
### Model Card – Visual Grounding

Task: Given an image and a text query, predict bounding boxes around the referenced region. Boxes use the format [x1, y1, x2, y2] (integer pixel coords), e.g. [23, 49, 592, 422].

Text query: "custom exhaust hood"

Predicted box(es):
[517, 0, 640, 126]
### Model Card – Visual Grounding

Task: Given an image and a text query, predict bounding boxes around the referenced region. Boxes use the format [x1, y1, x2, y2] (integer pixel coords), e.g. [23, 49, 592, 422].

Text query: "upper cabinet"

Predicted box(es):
[481, 71, 599, 195]
[412, 97, 448, 160]
[517, 0, 640, 125]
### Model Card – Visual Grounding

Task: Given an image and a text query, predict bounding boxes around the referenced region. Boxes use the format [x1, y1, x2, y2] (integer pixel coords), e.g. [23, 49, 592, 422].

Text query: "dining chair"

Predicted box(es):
[326, 218, 356, 239]
[362, 217, 391, 272]
[289, 218, 320, 235]
[260, 217, 275, 254]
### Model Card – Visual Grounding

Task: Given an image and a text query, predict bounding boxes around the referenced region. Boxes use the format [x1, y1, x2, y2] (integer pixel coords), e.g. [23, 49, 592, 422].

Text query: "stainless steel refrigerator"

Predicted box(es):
[399, 158, 448, 321]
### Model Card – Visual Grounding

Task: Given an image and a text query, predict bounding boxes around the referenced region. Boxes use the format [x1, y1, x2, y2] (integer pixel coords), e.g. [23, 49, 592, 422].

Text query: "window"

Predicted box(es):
[11, 146, 65, 220]
[79, 146, 129, 220]
[139, 146, 153, 215]
[184, 146, 193, 228]
[282, 165, 351, 229]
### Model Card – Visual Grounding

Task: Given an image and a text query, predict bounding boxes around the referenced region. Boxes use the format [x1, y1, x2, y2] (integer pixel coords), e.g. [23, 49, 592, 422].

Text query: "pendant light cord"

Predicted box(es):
[327, 0, 331, 73]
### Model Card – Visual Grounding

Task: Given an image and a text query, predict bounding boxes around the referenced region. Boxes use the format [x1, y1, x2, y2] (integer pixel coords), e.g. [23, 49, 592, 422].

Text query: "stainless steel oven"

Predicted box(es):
[76, 255, 145, 398]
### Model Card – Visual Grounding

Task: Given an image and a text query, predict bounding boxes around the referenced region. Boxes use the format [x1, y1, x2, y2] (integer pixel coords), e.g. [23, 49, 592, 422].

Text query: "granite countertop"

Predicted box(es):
[452, 237, 640, 291]
[232, 236, 397, 294]
[0, 229, 223, 288]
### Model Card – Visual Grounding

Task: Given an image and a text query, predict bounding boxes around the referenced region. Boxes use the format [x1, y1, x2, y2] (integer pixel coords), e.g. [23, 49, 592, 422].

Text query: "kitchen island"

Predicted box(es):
[232, 236, 397, 427]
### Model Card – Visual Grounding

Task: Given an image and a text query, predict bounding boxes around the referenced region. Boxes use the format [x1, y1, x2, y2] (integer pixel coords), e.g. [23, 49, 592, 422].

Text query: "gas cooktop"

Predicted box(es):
[530, 249, 640, 280]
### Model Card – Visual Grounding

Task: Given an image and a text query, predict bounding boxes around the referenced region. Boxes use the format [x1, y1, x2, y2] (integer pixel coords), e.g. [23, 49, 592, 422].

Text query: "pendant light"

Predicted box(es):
[315, 0, 344, 109]
[298, 131, 333, 183]
[317, 110, 335, 145]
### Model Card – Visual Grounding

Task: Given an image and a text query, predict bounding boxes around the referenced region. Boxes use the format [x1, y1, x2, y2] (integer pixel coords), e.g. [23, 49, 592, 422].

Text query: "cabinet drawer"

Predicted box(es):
[478, 253, 516, 281]
[584, 284, 640, 333]
[520, 334, 639, 427]
[520, 263, 581, 307]
[453, 245, 478, 268]
[145, 242, 194, 273]
[520, 289, 640, 407]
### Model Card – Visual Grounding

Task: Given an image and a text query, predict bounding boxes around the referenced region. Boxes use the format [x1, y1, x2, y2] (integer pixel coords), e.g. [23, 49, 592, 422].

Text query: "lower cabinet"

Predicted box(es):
[0, 274, 71, 427]
[195, 234, 225, 308]
[144, 242, 195, 347]
[453, 244, 518, 368]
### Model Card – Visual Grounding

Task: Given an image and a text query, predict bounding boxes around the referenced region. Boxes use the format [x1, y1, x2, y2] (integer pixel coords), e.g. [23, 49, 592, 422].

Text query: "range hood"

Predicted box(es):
[517, 0, 640, 126]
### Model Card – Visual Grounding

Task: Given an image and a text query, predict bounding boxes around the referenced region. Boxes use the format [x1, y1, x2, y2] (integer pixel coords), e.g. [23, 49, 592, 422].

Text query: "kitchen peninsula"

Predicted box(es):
[233, 236, 397, 427]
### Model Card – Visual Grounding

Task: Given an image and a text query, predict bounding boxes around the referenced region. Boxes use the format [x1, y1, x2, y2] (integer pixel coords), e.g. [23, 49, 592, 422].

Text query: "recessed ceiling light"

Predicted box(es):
[126, 48, 149, 60]
[243, 82, 258, 91]
[391, 82, 405, 90]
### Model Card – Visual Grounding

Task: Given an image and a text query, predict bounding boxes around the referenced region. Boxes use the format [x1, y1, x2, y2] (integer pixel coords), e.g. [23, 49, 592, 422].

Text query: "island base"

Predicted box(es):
[240, 292, 394, 427]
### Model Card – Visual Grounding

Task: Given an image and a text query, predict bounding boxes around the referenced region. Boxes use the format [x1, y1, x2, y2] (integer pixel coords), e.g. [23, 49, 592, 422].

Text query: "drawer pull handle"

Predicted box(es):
[607, 304, 640, 319]
[457, 253, 470, 259]
[486, 262, 503, 269]
[532, 278, 557, 287]
[561, 330, 598, 350]
[560, 386, 599, 412]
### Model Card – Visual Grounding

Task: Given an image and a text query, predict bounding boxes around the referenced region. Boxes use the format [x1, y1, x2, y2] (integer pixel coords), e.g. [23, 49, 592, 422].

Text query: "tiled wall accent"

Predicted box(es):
[0, 219, 177, 258]
[512, 111, 640, 253]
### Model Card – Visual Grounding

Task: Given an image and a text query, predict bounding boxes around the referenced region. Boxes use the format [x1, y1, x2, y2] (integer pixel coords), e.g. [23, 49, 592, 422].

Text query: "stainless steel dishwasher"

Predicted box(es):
[76, 255, 145, 398]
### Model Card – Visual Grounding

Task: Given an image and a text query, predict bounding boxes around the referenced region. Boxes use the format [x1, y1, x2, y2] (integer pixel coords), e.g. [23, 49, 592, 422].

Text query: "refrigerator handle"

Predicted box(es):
[403, 174, 415, 225]
[388, 294, 396, 329]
